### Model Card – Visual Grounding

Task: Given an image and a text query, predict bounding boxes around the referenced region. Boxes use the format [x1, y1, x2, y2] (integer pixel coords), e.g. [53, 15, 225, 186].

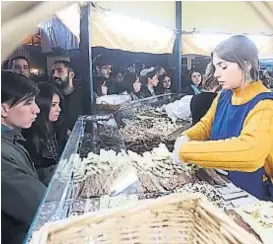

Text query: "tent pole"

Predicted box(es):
[175, 1, 182, 93]
[80, 2, 95, 114]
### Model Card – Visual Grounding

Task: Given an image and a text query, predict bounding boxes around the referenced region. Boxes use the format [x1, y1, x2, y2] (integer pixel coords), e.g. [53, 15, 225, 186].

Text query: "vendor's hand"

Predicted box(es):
[172, 135, 190, 164]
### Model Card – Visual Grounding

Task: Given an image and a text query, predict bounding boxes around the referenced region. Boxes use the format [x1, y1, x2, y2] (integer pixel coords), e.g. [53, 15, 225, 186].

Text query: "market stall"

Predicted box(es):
[24, 95, 272, 244]
[2, 2, 272, 244]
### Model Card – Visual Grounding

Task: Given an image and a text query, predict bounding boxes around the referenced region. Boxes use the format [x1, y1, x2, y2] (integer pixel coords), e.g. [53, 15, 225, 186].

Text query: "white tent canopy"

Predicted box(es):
[2, 1, 273, 60]
[57, 1, 273, 57]
[1, 1, 76, 61]
[96, 1, 273, 35]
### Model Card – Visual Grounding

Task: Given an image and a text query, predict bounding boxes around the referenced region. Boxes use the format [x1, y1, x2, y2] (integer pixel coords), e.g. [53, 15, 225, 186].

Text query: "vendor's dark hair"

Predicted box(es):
[212, 35, 259, 82]
[1, 71, 38, 107]
[23, 82, 64, 154]
[8, 56, 30, 69]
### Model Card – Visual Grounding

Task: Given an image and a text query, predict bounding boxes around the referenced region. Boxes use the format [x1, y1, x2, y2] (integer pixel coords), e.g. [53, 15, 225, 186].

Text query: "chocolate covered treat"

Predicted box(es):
[196, 168, 227, 185]
[73, 144, 198, 198]
[119, 115, 190, 154]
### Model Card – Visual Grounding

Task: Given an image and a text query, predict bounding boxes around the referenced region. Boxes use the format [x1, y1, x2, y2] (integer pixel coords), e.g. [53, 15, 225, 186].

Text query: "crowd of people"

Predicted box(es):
[1, 35, 273, 244]
[92, 56, 173, 100]
[1, 58, 85, 244]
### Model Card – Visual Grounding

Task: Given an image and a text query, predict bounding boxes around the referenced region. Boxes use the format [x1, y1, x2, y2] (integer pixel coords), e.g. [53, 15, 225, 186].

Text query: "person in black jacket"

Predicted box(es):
[183, 69, 203, 95]
[23, 82, 67, 185]
[107, 69, 125, 94]
[139, 67, 159, 98]
[120, 72, 143, 100]
[1, 71, 46, 244]
[93, 54, 113, 96]
[155, 74, 172, 95]
[51, 60, 84, 131]
[190, 63, 222, 125]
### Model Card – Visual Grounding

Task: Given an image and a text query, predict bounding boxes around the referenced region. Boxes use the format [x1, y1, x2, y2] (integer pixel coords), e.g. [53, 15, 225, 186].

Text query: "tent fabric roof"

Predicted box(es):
[57, 2, 273, 57]
[96, 1, 273, 35]
[1, 1, 75, 61]
[2, 1, 273, 61]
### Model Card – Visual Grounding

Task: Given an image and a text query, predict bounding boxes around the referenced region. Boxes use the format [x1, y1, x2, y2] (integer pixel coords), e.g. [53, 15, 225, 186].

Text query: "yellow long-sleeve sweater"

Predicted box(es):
[180, 81, 273, 183]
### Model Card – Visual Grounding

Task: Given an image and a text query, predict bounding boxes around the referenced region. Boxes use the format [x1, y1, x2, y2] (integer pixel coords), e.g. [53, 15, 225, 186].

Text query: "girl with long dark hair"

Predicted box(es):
[23, 82, 67, 184]
[155, 74, 172, 95]
[120, 72, 142, 100]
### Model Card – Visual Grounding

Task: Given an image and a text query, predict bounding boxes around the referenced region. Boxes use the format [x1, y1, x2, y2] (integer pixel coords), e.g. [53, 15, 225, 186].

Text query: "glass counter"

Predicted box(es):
[24, 93, 258, 243]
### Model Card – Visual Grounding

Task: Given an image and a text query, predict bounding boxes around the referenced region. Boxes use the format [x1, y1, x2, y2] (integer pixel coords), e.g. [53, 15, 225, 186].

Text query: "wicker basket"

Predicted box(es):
[31, 193, 261, 244]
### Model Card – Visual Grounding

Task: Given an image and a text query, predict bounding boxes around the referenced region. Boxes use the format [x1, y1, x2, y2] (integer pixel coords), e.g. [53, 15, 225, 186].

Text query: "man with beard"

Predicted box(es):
[51, 60, 84, 131]
[93, 54, 113, 95]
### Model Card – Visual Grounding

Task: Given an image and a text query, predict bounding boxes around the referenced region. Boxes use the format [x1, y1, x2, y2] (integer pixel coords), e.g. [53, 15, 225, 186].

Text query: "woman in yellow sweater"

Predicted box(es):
[173, 35, 273, 200]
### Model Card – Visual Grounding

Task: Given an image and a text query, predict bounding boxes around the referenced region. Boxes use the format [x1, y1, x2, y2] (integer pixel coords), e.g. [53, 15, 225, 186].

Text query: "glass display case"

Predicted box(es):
[24, 93, 258, 243]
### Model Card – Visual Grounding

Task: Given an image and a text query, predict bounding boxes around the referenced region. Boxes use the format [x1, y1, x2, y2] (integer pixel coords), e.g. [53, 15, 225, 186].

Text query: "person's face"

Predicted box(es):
[133, 77, 141, 93]
[115, 73, 123, 83]
[12, 59, 30, 78]
[163, 76, 171, 89]
[52, 63, 72, 90]
[213, 53, 244, 90]
[97, 65, 112, 79]
[49, 94, 61, 122]
[1, 96, 40, 129]
[149, 75, 159, 87]
[191, 72, 202, 86]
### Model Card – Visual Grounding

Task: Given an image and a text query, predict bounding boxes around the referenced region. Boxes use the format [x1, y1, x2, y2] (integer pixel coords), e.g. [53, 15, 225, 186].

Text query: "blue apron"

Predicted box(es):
[210, 89, 273, 199]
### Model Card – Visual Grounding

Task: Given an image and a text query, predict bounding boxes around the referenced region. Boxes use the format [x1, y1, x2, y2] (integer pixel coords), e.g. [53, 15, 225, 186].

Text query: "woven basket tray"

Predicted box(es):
[31, 193, 261, 244]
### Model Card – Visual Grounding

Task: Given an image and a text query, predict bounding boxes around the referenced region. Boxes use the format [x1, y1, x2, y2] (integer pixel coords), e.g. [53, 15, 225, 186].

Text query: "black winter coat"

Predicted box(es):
[1, 127, 46, 244]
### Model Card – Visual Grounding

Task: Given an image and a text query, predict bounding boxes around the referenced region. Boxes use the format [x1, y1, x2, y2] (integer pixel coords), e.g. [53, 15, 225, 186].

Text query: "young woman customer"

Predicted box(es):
[23, 82, 67, 185]
[139, 67, 159, 98]
[120, 72, 143, 100]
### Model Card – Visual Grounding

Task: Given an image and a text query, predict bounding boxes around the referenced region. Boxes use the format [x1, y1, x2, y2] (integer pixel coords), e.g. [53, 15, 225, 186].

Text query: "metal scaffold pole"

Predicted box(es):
[80, 2, 95, 114]
[175, 1, 182, 93]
